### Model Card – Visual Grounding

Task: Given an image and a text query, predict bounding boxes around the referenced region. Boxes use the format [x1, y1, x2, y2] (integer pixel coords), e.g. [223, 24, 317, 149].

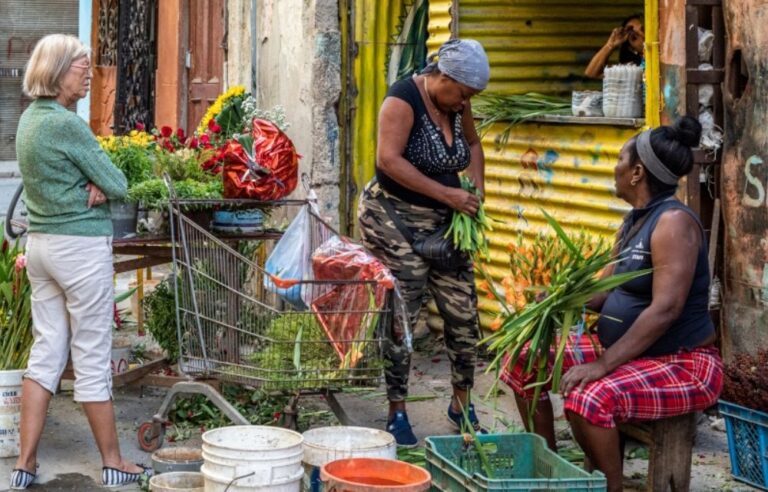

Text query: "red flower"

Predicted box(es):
[199, 134, 211, 146]
[188, 137, 199, 149]
[161, 126, 173, 138]
[135, 122, 145, 131]
[162, 140, 175, 152]
[208, 119, 222, 134]
[176, 128, 186, 141]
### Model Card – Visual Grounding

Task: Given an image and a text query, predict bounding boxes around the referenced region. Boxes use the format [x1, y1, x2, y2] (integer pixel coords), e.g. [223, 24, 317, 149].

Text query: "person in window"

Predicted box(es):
[502, 117, 722, 492]
[357, 39, 490, 447]
[585, 14, 645, 79]
[10, 34, 150, 490]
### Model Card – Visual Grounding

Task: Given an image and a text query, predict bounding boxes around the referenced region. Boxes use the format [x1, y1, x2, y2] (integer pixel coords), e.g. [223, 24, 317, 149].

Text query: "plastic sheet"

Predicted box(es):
[310, 236, 412, 364]
[264, 197, 317, 309]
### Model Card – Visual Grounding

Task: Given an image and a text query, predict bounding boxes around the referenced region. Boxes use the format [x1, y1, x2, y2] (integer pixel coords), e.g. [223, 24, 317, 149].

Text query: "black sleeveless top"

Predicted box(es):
[597, 193, 715, 357]
[375, 77, 471, 208]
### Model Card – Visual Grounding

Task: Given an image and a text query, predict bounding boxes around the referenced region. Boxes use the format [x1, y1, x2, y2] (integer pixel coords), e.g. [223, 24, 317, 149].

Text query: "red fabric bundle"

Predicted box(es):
[222, 119, 299, 200]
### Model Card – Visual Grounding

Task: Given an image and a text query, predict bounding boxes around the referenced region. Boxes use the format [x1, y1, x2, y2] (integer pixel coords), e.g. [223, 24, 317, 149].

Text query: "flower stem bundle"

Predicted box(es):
[479, 211, 650, 427]
[446, 176, 492, 260]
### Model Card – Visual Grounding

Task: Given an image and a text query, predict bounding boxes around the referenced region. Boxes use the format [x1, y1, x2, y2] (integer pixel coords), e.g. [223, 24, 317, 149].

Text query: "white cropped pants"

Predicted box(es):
[25, 233, 114, 402]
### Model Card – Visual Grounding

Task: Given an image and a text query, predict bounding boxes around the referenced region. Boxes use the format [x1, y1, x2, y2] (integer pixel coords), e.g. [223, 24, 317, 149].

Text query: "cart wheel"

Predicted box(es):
[137, 421, 164, 452]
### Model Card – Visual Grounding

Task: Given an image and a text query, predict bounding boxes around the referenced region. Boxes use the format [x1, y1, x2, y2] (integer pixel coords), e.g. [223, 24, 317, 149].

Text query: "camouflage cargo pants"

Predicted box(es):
[358, 180, 479, 402]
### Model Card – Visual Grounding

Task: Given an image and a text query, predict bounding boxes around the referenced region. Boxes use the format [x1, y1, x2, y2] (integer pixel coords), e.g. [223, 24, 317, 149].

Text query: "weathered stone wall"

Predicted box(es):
[721, 1, 768, 357]
[252, 0, 342, 223]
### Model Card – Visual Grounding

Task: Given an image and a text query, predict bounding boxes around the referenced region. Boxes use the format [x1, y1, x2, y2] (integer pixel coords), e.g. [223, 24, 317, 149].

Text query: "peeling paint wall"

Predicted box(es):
[721, 1, 768, 356]
[659, 0, 686, 124]
[226, 0, 253, 90]
[255, 0, 341, 220]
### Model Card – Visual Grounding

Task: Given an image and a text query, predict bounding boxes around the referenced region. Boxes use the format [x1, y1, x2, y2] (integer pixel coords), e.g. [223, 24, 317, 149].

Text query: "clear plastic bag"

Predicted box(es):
[310, 236, 413, 360]
[264, 201, 316, 309]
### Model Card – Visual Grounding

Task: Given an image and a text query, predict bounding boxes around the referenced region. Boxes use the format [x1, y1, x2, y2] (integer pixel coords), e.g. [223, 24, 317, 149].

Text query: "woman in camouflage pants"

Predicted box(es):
[357, 39, 490, 447]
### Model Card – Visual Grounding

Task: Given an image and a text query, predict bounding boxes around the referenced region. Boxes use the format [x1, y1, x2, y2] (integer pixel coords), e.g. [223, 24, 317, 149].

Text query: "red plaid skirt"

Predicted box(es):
[500, 334, 723, 428]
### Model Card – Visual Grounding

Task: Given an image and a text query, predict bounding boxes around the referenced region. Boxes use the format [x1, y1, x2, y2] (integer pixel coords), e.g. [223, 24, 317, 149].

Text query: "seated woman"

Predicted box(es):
[502, 116, 723, 492]
[585, 14, 645, 79]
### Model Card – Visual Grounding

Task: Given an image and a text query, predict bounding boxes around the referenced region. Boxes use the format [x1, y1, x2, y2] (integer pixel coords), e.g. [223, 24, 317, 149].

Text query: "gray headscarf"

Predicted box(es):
[426, 39, 490, 91]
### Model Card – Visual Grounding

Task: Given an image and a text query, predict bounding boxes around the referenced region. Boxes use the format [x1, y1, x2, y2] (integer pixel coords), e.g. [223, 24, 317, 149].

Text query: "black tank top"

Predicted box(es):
[375, 77, 471, 208]
[597, 193, 715, 356]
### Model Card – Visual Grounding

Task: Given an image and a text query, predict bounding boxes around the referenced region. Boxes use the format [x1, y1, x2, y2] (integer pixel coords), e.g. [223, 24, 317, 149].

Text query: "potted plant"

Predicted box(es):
[97, 130, 155, 238]
[0, 230, 33, 457]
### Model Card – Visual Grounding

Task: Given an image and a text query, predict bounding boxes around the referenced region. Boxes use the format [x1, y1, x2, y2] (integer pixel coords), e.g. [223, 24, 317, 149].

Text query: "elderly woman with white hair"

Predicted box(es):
[357, 39, 490, 447]
[11, 34, 150, 489]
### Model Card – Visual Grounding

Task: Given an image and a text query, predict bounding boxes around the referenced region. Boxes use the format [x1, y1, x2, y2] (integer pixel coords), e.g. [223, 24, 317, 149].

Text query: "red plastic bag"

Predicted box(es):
[222, 119, 300, 200]
[309, 237, 395, 366]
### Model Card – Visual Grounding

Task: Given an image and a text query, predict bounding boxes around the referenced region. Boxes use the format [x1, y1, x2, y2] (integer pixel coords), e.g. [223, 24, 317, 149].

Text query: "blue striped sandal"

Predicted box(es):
[9, 468, 36, 490]
[101, 464, 153, 488]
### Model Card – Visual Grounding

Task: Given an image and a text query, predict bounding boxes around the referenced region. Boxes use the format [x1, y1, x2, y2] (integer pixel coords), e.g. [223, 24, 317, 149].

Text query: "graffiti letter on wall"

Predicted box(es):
[742, 155, 765, 207]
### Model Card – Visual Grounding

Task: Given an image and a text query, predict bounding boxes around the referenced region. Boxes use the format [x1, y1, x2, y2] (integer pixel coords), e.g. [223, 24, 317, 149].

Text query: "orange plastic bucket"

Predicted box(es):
[320, 458, 431, 491]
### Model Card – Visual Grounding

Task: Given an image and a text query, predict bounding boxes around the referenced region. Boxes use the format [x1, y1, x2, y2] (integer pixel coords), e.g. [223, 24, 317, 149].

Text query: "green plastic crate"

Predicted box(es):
[426, 433, 606, 491]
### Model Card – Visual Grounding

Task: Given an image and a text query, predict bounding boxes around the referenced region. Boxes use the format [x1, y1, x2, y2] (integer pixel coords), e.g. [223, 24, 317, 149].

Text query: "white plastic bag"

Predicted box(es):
[264, 193, 318, 309]
[698, 28, 714, 63]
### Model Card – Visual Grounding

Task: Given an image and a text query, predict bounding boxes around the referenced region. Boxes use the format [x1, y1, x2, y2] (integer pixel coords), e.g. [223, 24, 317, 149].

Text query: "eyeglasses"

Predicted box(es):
[70, 63, 92, 73]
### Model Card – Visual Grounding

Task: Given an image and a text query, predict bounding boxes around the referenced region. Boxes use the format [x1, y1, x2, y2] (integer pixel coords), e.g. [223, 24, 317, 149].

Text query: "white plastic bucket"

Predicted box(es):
[0, 370, 24, 458]
[201, 425, 303, 492]
[301, 426, 396, 492]
[149, 471, 205, 492]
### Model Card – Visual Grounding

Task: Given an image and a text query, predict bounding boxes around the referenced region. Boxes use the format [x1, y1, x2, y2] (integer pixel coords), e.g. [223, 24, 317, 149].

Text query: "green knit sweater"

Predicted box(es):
[16, 99, 127, 236]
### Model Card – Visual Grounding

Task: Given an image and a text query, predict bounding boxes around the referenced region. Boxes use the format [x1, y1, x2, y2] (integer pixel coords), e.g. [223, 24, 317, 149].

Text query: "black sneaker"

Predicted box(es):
[386, 410, 419, 448]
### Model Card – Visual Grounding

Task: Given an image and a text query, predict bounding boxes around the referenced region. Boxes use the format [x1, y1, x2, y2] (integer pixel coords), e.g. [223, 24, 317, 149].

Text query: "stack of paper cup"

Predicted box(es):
[602, 64, 644, 118]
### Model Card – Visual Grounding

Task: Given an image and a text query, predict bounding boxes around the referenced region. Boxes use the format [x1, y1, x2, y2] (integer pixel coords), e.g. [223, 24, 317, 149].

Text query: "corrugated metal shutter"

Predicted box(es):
[459, 0, 644, 95]
[426, 1, 645, 332]
[0, 1, 79, 160]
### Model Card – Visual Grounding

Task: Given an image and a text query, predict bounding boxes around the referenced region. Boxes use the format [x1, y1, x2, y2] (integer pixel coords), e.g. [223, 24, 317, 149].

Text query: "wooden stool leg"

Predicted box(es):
[647, 414, 697, 492]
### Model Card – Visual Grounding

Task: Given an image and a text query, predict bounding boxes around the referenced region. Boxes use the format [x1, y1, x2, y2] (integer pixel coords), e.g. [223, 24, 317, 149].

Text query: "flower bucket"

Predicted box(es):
[110, 200, 139, 238]
[0, 369, 24, 458]
[212, 209, 264, 233]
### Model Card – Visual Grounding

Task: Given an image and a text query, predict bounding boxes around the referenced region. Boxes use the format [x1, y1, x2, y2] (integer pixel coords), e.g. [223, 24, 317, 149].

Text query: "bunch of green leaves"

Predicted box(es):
[143, 278, 179, 363]
[167, 384, 287, 432]
[473, 93, 571, 148]
[214, 93, 248, 139]
[480, 210, 650, 428]
[0, 230, 32, 370]
[105, 142, 154, 190]
[445, 176, 493, 259]
[127, 178, 223, 210]
[248, 314, 340, 390]
[153, 147, 214, 182]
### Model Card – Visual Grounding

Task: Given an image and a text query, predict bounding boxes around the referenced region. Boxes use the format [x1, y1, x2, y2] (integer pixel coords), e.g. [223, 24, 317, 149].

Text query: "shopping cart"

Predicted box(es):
[137, 179, 391, 451]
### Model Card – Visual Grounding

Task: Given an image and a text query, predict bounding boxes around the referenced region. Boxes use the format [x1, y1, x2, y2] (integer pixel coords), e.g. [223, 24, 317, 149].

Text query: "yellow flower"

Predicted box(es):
[197, 85, 246, 135]
[96, 131, 153, 154]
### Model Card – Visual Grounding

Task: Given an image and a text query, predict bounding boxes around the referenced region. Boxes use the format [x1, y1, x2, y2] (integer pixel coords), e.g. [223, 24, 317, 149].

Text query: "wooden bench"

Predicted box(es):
[618, 413, 699, 492]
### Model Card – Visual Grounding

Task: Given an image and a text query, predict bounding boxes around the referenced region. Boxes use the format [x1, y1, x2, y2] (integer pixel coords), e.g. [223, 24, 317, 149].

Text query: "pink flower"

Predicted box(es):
[14, 254, 26, 272]
[160, 126, 173, 138]
[135, 122, 146, 131]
